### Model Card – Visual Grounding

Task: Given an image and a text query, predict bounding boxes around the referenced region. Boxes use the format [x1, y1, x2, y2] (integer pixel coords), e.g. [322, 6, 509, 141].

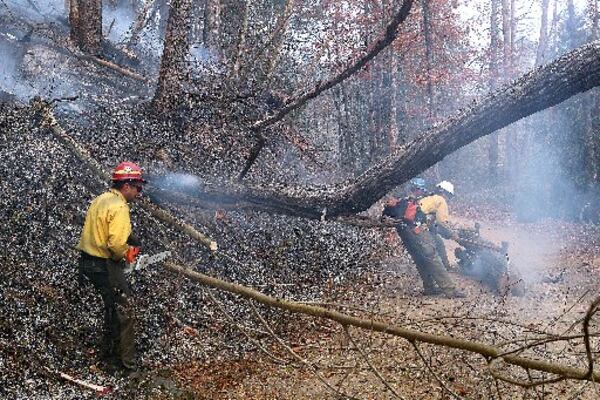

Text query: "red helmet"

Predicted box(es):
[112, 161, 146, 182]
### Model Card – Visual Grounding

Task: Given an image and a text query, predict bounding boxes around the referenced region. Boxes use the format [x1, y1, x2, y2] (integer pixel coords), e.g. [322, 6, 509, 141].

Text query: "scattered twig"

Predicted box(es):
[78, 54, 147, 82]
[544, 289, 591, 331]
[411, 341, 464, 400]
[250, 302, 359, 400]
[344, 325, 407, 400]
[44, 367, 112, 396]
[205, 288, 289, 365]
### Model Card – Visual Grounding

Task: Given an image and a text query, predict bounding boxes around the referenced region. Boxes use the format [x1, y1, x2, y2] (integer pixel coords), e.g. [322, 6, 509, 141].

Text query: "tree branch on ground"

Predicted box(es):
[583, 295, 600, 379]
[163, 261, 600, 383]
[412, 342, 464, 400]
[205, 288, 289, 365]
[250, 302, 359, 400]
[488, 358, 565, 388]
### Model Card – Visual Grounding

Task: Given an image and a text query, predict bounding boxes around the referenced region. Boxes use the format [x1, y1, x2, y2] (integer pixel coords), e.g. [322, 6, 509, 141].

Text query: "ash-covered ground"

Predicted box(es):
[0, 101, 390, 398]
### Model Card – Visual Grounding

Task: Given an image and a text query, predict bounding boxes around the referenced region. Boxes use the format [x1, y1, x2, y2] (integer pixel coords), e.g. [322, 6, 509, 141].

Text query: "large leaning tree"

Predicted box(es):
[144, 38, 600, 219]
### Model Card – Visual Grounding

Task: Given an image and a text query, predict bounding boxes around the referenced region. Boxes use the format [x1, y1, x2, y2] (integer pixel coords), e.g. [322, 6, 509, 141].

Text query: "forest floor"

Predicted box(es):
[171, 208, 600, 399]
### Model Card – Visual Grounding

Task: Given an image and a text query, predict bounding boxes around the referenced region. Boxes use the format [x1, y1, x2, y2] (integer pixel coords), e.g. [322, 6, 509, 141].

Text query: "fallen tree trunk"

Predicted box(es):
[164, 261, 600, 383]
[164, 40, 600, 218]
[333, 40, 600, 216]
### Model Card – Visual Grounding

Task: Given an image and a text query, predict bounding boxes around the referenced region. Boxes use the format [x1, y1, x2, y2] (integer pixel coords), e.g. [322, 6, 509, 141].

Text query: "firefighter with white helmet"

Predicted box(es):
[419, 180, 460, 271]
[77, 161, 146, 372]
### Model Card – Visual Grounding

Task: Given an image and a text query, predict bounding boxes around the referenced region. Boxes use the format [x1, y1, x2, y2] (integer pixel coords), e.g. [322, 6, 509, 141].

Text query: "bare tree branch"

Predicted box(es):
[250, 302, 359, 400]
[488, 358, 565, 388]
[239, 0, 415, 179]
[164, 261, 600, 383]
[583, 295, 600, 379]
[205, 289, 289, 365]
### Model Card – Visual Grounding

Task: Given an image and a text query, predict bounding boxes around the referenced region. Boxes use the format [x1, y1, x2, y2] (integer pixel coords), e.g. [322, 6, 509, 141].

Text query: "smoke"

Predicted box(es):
[1, 0, 65, 24]
[103, 3, 136, 44]
[0, 34, 25, 97]
[148, 172, 204, 194]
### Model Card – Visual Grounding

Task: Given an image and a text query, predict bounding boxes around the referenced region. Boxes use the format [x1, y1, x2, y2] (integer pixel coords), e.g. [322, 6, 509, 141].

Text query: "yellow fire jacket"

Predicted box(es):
[77, 189, 132, 261]
[419, 194, 455, 239]
[418, 194, 449, 223]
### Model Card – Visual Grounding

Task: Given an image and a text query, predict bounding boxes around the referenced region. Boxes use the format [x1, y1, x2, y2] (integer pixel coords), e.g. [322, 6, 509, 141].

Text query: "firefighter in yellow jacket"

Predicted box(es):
[419, 181, 459, 271]
[77, 162, 145, 372]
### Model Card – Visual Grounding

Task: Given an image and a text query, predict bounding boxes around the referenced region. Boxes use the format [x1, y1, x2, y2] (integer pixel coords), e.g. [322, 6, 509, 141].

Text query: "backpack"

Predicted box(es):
[384, 197, 426, 225]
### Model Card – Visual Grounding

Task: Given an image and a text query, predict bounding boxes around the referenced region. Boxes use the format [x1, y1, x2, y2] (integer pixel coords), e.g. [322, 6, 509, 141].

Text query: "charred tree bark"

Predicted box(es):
[69, 0, 102, 55]
[203, 0, 221, 51]
[162, 41, 600, 218]
[152, 0, 193, 114]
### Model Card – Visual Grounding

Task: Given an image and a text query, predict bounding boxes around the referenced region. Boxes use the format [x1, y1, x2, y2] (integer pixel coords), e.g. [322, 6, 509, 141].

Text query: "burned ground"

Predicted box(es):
[0, 101, 386, 399]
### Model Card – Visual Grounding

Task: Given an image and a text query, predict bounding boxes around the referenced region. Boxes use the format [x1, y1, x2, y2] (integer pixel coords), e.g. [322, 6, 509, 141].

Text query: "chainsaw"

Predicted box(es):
[124, 251, 171, 274]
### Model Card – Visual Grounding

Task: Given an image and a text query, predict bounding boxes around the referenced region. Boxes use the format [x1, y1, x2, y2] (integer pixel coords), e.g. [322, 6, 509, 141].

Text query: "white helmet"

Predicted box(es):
[436, 180, 454, 195]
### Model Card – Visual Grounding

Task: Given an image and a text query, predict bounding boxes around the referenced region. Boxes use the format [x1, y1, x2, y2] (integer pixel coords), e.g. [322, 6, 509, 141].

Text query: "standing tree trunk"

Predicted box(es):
[501, 0, 512, 78]
[69, 0, 102, 55]
[388, 50, 399, 150]
[334, 84, 355, 175]
[153, 0, 193, 114]
[488, 0, 500, 183]
[419, 0, 438, 179]
[536, 0, 550, 66]
[420, 0, 434, 120]
[265, 0, 295, 80]
[230, 0, 250, 80]
[502, 0, 518, 181]
[203, 0, 221, 52]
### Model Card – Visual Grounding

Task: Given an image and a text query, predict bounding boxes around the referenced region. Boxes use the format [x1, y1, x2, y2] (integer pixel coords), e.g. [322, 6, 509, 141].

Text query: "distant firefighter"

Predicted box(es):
[383, 178, 465, 298]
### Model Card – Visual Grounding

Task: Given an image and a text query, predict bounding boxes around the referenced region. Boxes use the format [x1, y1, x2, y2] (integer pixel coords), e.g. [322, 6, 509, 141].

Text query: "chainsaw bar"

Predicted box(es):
[135, 251, 171, 271]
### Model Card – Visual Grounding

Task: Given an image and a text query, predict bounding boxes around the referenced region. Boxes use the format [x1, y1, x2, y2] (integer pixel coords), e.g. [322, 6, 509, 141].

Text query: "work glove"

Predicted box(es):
[124, 246, 141, 265]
